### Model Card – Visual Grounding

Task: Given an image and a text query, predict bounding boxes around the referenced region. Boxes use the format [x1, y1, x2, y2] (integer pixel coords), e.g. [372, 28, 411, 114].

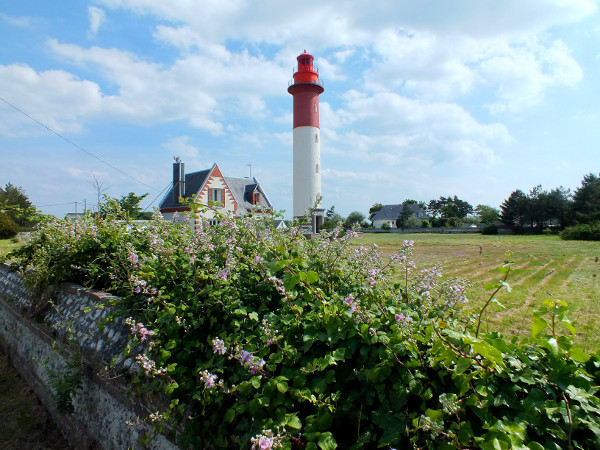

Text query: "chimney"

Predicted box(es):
[173, 157, 185, 203]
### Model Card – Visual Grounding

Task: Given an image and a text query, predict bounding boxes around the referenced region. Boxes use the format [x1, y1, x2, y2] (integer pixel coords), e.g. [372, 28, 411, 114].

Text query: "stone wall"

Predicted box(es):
[0, 264, 177, 449]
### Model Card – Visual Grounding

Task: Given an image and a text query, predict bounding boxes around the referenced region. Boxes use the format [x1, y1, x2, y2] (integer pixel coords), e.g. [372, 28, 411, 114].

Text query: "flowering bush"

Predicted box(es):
[5, 201, 600, 449]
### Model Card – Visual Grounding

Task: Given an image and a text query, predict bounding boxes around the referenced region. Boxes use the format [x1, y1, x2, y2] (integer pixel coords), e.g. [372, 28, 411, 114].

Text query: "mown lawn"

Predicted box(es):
[0, 238, 22, 257]
[352, 232, 600, 351]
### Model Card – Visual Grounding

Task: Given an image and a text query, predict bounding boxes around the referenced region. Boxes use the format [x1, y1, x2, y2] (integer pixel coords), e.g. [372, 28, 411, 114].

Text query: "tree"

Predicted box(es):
[368, 203, 383, 219]
[321, 206, 345, 231]
[573, 173, 600, 224]
[427, 196, 473, 220]
[0, 183, 36, 228]
[475, 205, 500, 225]
[100, 192, 149, 219]
[345, 211, 365, 228]
[0, 213, 19, 238]
[404, 215, 422, 229]
[500, 190, 529, 230]
[547, 187, 573, 229]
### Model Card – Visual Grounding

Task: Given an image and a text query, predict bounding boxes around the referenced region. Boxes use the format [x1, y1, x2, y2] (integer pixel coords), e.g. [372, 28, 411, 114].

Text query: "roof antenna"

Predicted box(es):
[246, 163, 252, 179]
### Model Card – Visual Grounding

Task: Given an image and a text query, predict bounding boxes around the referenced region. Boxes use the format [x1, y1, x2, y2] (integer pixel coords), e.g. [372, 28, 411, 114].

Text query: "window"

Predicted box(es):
[210, 219, 220, 226]
[253, 192, 261, 205]
[208, 188, 226, 207]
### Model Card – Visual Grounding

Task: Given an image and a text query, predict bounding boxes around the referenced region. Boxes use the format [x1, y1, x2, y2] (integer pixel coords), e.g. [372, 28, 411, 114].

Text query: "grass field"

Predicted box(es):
[352, 233, 600, 350]
[0, 238, 21, 257]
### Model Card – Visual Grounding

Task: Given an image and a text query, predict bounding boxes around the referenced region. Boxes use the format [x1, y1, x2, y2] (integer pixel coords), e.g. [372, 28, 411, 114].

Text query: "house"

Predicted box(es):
[370, 204, 429, 229]
[159, 159, 273, 228]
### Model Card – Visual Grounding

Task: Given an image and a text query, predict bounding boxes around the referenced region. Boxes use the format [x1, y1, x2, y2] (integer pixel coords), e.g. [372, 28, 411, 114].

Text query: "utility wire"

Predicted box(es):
[143, 182, 172, 212]
[0, 96, 160, 192]
[37, 202, 77, 207]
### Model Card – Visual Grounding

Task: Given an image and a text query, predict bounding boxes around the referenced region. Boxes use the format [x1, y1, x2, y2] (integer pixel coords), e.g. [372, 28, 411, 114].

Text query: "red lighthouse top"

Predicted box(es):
[288, 50, 324, 93]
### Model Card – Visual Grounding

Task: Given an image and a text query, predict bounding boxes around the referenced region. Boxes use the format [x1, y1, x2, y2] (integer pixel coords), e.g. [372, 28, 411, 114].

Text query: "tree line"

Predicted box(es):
[500, 173, 600, 232]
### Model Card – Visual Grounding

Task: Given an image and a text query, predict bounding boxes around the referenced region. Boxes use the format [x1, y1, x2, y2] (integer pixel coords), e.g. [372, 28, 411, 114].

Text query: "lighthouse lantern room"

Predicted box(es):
[288, 51, 325, 234]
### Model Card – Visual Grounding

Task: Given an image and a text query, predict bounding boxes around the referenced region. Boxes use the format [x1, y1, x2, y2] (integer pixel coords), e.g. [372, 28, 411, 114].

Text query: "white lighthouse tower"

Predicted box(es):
[288, 50, 324, 234]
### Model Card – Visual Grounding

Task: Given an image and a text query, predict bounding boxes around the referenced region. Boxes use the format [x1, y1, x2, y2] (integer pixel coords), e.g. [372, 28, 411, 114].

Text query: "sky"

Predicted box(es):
[1, 0, 599, 220]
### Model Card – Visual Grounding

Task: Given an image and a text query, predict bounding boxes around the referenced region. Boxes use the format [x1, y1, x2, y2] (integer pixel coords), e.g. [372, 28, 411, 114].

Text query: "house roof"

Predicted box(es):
[224, 176, 273, 213]
[159, 169, 211, 209]
[159, 165, 273, 214]
[370, 204, 428, 221]
[371, 205, 403, 221]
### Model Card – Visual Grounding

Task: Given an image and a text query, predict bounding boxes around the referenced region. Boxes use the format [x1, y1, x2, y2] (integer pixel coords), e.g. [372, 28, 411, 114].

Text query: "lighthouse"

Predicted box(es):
[288, 50, 324, 234]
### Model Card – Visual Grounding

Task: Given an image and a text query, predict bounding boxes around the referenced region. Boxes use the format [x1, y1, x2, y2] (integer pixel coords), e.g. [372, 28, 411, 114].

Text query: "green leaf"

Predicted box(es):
[317, 432, 337, 450]
[531, 317, 547, 338]
[306, 270, 319, 284]
[224, 408, 235, 423]
[251, 376, 261, 389]
[472, 342, 504, 366]
[484, 282, 498, 291]
[561, 320, 576, 336]
[285, 414, 302, 430]
[569, 347, 590, 363]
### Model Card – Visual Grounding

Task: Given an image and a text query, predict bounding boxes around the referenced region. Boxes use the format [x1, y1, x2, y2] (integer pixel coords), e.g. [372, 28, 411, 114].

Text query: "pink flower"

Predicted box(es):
[212, 338, 227, 355]
[258, 436, 273, 450]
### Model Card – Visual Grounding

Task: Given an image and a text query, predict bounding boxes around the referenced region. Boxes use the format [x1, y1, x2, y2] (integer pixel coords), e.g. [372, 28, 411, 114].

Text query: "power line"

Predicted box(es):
[37, 202, 77, 207]
[0, 96, 160, 192]
[143, 182, 172, 212]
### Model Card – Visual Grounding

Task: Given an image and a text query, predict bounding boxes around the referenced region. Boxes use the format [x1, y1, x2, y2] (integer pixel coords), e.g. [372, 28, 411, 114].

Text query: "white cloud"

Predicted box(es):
[87, 7, 106, 38]
[481, 38, 583, 114]
[162, 136, 199, 158]
[0, 13, 38, 28]
[0, 63, 103, 136]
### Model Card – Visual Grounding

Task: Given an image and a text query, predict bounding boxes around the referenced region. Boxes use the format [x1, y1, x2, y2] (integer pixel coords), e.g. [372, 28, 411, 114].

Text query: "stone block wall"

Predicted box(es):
[0, 264, 177, 449]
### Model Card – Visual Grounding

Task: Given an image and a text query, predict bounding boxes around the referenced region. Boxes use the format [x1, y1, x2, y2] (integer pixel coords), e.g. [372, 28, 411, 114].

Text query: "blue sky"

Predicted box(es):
[1, 0, 599, 219]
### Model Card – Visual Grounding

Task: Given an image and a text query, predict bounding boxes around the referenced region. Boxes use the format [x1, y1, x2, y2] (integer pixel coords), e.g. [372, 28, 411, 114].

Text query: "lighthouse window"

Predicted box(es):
[315, 163, 320, 173]
[314, 132, 319, 143]
[314, 104, 318, 112]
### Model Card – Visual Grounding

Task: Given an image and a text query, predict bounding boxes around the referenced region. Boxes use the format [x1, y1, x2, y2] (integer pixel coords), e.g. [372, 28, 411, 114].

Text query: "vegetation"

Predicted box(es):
[0, 183, 37, 231]
[0, 237, 22, 256]
[352, 233, 600, 350]
[427, 195, 473, 225]
[560, 222, 600, 241]
[480, 224, 498, 235]
[475, 204, 500, 225]
[500, 173, 600, 237]
[4, 202, 600, 449]
[0, 348, 69, 449]
[0, 214, 19, 239]
[99, 192, 150, 220]
[344, 211, 366, 229]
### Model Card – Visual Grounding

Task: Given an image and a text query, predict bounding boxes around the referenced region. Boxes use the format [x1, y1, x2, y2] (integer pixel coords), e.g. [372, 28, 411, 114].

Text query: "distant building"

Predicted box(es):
[65, 213, 85, 220]
[159, 159, 273, 228]
[370, 204, 429, 229]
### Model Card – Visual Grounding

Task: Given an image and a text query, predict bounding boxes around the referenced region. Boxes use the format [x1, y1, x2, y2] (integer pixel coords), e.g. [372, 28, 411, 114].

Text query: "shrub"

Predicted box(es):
[381, 222, 391, 230]
[6, 204, 600, 449]
[421, 219, 430, 228]
[481, 224, 498, 235]
[0, 213, 19, 239]
[560, 222, 600, 241]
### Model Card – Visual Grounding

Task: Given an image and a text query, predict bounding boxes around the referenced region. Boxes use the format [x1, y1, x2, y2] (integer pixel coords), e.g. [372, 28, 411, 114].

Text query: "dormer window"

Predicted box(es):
[253, 192, 261, 205]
